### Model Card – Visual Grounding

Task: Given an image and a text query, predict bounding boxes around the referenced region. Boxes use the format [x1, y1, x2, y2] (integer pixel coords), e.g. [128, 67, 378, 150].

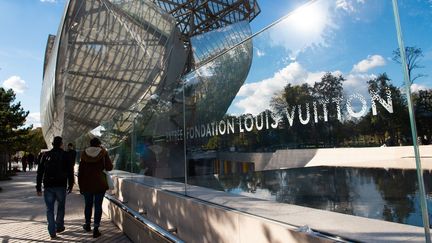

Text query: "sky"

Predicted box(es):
[0, 0, 431, 128]
[0, 0, 66, 127]
[227, 0, 432, 115]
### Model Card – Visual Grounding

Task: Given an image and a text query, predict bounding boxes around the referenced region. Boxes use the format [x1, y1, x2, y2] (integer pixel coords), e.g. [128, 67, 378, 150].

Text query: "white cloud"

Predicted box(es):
[2, 76, 27, 93]
[40, 0, 57, 3]
[336, 0, 366, 13]
[343, 73, 377, 99]
[336, 0, 355, 12]
[352, 55, 386, 73]
[26, 112, 41, 128]
[235, 62, 335, 115]
[268, 1, 335, 58]
[233, 58, 386, 115]
[411, 83, 429, 92]
[255, 48, 265, 57]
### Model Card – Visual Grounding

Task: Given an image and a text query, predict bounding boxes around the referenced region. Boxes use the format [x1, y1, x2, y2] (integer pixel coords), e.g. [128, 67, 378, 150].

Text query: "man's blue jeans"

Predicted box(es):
[82, 192, 105, 228]
[44, 187, 66, 236]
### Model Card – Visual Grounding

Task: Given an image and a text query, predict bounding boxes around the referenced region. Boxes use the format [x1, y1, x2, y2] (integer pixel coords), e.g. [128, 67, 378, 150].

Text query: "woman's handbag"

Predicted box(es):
[102, 154, 114, 190]
[103, 169, 114, 190]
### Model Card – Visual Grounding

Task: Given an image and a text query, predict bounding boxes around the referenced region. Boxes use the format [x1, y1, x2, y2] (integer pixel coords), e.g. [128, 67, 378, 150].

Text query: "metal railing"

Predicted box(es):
[104, 193, 185, 243]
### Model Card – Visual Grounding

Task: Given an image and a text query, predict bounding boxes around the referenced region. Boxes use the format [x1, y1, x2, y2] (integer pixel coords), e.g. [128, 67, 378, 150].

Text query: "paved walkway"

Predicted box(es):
[0, 171, 131, 243]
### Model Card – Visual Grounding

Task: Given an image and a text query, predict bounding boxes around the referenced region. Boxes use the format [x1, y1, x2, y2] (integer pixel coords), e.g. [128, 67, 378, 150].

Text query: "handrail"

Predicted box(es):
[104, 193, 185, 243]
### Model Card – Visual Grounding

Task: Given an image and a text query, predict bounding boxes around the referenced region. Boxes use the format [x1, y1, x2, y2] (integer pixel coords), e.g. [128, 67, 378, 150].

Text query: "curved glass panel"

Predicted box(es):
[42, 0, 432, 241]
[182, 0, 432, 239]
[42, 0, 184, 144]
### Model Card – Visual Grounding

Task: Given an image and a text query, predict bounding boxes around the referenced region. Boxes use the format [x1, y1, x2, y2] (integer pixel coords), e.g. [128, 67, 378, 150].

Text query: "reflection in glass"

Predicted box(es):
[42, 0, 432, 238]
[187, 166, 432, 227]
[182, 0, 432, 232]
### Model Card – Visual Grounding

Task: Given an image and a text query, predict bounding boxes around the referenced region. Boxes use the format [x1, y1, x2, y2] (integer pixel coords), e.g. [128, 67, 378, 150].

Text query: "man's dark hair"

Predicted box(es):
[90, 137, 101, 147]
[68, 143, 74, 147]
[52, 136, 63, 148]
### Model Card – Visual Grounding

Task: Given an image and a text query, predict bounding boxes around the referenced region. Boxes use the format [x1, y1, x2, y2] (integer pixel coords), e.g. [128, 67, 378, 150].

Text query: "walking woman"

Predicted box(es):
[78, 137, 113, 238]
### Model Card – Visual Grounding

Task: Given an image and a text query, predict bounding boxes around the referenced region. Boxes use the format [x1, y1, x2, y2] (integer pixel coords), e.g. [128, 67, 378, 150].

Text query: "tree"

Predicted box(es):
[313, 73, 345, 147]
[313, 72, 345, 102]
[0, 88, 30, 177]
[270, 83, 314, 147]
[25, 128, 47, 155]
[269, 73, 347, 148]
[361, 73, 409, 144]
[413, 89, 432, 138]
[392, 46, 425, 84]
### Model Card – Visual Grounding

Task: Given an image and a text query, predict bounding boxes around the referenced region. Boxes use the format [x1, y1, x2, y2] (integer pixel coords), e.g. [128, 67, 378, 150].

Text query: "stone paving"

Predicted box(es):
[0, 171, 132, 243]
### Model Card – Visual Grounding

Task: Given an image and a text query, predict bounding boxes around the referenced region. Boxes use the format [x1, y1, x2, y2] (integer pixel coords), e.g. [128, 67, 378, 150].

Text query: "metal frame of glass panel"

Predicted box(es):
[41, 0, 260, 145]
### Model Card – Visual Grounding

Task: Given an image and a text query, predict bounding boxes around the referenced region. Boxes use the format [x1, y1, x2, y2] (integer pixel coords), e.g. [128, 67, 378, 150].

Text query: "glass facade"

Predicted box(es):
[42, 0, 432, 240]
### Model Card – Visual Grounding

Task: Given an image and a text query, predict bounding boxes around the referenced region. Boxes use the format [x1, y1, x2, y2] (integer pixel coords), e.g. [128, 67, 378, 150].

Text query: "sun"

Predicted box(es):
[288, 2, 328, 35]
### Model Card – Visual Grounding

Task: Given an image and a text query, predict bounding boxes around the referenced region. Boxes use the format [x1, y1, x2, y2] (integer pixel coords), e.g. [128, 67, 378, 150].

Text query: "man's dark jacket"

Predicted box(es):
[36, 147, 74, 192]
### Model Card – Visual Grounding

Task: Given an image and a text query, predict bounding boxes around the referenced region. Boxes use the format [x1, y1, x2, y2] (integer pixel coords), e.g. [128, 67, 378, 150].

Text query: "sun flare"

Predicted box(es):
[289, 3, 327, 34]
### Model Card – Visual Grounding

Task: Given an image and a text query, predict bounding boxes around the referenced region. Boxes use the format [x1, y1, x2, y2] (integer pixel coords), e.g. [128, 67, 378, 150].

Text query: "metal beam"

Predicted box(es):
[65, 113, 100, 128]
[152, 0, 260, 37]
[68, 70, 146, 85]
[65, 94, 124, 111]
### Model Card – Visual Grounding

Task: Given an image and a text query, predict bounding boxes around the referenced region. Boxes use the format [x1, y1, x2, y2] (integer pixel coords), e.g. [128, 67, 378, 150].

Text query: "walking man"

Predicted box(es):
[36, 136, 74, 239]
[28, 153, 35, 171]
[67, 143, 77, 165]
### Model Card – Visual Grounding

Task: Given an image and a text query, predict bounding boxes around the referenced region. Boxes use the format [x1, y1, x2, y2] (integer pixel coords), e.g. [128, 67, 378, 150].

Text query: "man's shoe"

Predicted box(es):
[93, 228, 101, 238]
[50, 234, 57, 240]
[83, 224, 91, 232]
[56, 226, 65, 233]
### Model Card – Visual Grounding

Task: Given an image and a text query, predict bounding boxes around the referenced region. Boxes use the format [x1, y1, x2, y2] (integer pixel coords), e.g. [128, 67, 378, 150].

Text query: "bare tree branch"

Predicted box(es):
[392, 46, 426, 84]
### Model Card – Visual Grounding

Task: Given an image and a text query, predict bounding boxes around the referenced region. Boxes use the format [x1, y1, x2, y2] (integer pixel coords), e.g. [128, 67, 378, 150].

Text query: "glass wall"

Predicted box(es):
[73, 0, 432, 240]
[181, 0, 431, 225]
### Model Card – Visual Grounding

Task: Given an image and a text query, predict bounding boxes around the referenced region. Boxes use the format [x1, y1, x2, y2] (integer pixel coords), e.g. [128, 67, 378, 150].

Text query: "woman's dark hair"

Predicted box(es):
[90, 137, 101, 147]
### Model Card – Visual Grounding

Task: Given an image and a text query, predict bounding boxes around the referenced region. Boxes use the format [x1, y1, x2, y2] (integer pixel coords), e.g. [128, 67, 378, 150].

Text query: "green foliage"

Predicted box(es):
[313, 72, 345, 101]
[0, 88, 31, 176]
[313, 73, 345, 146]
[217, 71, 431, 150]
[0, 88, 31, 153]
[413, 89, 432, 136]
[269, 72, 346, 147]
[189, 70, 432, 152]
[204, 135, 220, 150]
[364, 73, 409, 143]
[24, 128, 47, 155]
